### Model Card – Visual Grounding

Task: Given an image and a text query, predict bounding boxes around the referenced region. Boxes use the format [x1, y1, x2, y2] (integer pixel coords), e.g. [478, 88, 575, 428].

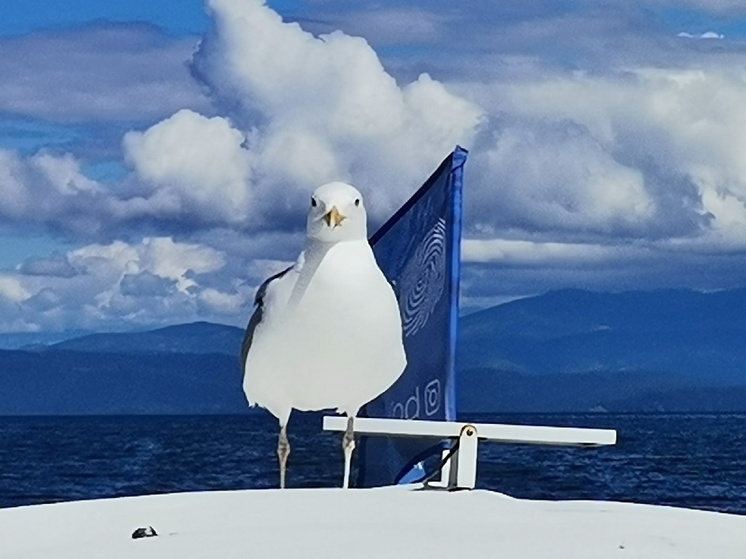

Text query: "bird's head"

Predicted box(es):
[306, 182, 367, 242]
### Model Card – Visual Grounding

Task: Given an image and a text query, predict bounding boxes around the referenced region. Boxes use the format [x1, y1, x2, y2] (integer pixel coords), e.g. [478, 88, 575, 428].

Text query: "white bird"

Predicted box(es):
[241, 182, 407, 488]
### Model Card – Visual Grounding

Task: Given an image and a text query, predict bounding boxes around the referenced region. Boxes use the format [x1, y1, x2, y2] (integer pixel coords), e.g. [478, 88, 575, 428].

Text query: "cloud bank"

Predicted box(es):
[0, 237, 253, 333]
[2, 0, 746, 330]
[0, 23, 207, 124]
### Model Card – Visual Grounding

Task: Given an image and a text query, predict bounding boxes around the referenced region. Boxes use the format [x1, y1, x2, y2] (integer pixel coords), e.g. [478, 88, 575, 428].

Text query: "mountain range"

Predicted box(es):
[457, 288, 746, 412]
[1, 288, 744, 414]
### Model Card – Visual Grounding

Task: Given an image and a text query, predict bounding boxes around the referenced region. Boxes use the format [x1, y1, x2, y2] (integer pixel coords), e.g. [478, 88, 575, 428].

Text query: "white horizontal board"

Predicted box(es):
[323, 416, 616, 447]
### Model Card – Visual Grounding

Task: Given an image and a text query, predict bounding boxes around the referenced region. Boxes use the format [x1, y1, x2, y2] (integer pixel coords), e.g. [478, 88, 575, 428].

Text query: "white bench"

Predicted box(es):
[323, 416, 617, 490]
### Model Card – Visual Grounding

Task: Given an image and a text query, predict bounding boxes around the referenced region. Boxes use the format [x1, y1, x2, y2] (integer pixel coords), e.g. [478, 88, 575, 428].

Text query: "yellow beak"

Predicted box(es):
[323, 206, 346, 228]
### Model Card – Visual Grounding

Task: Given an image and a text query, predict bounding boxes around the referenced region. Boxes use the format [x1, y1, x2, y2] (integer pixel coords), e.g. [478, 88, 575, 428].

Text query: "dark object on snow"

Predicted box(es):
[132, 526, 158, 539]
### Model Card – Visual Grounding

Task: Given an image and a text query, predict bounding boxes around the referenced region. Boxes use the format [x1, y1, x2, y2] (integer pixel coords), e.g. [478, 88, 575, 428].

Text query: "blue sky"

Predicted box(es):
[0, 1, 208, 36]
[2, 0, 746, 333]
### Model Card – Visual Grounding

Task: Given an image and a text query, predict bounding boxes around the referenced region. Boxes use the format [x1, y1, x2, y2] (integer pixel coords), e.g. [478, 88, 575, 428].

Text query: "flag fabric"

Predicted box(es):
[355, 146, 467, 487]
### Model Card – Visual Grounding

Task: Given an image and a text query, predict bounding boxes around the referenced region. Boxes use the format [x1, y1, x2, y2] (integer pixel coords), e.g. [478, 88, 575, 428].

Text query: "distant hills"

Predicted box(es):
[0, 322, 249, 415]
[50, 321, 245, 356]
[458, 288, 746, 381]
[0, 288, 744, 414]
[457, 288, 746, 412]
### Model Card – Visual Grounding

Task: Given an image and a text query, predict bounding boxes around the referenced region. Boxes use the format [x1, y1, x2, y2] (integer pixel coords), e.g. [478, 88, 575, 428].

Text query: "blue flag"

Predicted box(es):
[356, 146, 467, 487]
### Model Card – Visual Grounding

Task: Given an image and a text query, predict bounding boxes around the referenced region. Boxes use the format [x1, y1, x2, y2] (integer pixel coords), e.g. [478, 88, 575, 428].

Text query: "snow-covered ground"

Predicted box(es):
[3, 487, 744, 558]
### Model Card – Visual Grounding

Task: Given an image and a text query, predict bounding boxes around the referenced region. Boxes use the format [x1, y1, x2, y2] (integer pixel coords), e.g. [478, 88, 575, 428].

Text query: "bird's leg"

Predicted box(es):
[277, 425, 290, 489]
[342, 416, 355, 489]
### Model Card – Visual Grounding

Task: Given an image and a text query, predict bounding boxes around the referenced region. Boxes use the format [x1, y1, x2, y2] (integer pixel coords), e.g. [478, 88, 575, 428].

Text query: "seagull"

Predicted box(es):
[241, 182, 407, 489]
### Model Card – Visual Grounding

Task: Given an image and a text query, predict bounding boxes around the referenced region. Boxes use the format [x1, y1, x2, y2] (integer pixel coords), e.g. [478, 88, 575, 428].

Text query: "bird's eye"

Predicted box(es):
[354, 198, 360, 207]
[311, 197, 317, 207]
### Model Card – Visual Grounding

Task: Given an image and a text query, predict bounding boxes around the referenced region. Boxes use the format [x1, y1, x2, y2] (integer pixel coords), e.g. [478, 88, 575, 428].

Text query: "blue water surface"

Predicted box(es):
[1, 413, 744, 514]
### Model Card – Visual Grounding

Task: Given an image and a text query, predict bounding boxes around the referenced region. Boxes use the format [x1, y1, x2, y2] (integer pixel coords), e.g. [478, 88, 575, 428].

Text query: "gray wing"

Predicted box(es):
[240, 266, 293, 372]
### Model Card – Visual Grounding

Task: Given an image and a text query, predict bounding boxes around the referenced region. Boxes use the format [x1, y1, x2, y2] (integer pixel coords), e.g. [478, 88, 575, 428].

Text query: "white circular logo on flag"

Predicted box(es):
[399, 218, 447, 337]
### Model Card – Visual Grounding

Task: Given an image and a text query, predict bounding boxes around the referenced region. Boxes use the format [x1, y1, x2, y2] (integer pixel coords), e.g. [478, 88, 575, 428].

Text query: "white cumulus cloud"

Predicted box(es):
[470, 120, 654, 236]
[123, 109, 254, 224]
[175, 0, 483, 222]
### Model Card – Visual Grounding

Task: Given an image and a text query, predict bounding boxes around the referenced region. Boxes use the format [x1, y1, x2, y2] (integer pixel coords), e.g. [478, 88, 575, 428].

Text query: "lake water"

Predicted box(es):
[1, 413, 744, 514]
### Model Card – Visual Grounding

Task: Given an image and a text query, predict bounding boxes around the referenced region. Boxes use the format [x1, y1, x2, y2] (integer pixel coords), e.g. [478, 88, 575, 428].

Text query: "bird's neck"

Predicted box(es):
[304, 237, 369, 259]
